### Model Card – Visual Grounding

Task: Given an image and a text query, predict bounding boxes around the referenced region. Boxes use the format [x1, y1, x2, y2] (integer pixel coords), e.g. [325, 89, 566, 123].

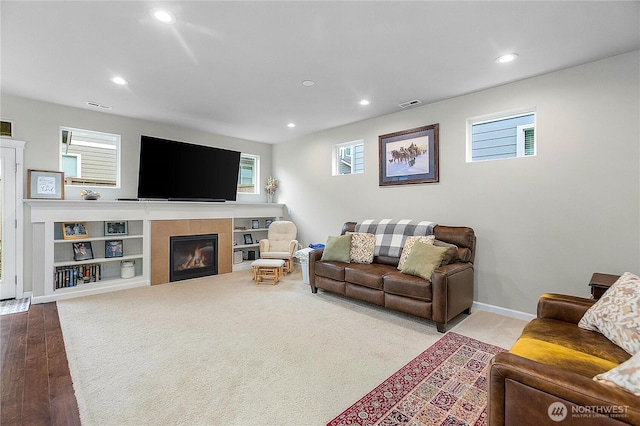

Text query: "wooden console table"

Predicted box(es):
[588, 272, 619, 300]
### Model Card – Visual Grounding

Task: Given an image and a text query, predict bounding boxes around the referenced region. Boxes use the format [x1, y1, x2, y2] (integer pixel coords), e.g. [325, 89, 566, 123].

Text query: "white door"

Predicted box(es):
[0, 146, 17, 299]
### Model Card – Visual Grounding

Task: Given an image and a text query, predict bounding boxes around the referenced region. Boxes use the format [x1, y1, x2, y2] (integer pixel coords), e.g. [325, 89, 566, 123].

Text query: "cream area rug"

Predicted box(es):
[57, 269, 526, 426]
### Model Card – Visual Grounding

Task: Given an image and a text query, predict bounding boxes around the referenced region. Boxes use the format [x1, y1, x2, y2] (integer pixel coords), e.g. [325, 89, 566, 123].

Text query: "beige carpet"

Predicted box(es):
[57, 268, 527, 426]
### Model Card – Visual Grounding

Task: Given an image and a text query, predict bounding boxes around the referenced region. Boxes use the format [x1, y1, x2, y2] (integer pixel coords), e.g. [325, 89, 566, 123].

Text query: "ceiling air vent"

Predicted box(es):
[86, 101, 112, 110]
[398, 99, 422, 109]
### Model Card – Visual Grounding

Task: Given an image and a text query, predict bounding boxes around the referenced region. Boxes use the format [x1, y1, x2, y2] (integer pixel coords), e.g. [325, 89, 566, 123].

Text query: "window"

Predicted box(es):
[334, 140, 364, 175]
[467, 111, 536, 162]
[59, 127, 120, 187]
[237, 153, 259, 194]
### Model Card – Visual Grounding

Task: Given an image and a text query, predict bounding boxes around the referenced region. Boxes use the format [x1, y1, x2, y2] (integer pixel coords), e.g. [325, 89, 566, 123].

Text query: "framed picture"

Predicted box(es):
[72, 242, 94, 261]
[104, 221, 128, 235]
[243, 234, 253, 245]
[251, 219, 259, 229]
[265, 219, 273, 228]
[27, 169, 65, 199]
[379, 123, 439, 186]
[62, 222, 89, 240]
[105, 240, 124, 258]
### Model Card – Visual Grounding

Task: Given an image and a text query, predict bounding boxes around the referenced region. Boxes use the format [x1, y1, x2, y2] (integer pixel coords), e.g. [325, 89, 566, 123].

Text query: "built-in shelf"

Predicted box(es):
[26, 200, 286, 303]
[232, 219, 279, 271]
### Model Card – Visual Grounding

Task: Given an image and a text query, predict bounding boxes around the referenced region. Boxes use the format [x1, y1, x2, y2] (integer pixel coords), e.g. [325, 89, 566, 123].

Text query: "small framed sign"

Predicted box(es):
[27, 169, 65, 200]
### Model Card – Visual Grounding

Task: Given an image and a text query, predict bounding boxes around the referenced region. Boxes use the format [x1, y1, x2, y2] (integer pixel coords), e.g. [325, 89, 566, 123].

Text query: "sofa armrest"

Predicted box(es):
[309, 249, 324, 293]
[537, 293, 596, 324]
[489, 352, 640, 425]
[431, 262, 474, 329]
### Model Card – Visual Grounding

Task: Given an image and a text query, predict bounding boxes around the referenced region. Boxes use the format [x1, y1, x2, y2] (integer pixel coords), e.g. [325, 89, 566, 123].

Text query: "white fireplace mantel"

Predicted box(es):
[26, 200, 286, 303]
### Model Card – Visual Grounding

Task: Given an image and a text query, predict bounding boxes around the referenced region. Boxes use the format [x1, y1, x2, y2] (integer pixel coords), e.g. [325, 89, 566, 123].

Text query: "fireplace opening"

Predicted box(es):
[169, 234, 218, 282]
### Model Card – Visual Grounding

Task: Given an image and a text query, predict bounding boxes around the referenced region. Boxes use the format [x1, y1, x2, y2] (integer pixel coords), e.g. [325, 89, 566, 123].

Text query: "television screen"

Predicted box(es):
[137, 136, 241, 201]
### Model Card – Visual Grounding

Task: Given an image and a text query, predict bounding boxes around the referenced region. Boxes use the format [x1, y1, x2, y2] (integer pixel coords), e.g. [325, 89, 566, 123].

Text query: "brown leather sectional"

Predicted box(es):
[309, 221, 476, 332]
[489, 293, 640, 425]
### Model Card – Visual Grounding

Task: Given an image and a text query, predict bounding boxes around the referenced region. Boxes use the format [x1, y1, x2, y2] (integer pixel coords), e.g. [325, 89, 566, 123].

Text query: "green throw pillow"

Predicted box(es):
[320, 234, 352, 263]
[400, 241, 449, 280]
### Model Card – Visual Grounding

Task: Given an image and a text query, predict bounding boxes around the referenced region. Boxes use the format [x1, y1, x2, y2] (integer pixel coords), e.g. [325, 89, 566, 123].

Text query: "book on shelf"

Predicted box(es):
[54, 264, 101, 289]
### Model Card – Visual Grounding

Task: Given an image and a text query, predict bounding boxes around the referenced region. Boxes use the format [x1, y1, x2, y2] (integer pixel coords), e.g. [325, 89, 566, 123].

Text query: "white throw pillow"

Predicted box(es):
[593, 351, 640, 396]
[579, 272, 640, 355]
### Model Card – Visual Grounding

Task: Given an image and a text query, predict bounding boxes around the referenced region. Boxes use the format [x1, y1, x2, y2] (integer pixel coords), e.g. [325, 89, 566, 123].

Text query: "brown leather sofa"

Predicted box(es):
[489, 293, 640, 425]
[309, 221, 476, 332]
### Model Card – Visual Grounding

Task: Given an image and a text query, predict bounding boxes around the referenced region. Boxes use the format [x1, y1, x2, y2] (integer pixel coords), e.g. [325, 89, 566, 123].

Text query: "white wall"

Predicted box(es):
[272, 51, 640, 314]
[0, 95, 273, 293]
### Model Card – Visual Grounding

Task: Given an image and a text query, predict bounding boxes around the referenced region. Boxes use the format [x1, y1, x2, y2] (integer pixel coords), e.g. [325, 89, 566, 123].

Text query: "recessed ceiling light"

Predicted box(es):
[302, 80, 315, 87]
[287, 123, 296, 128]
[111, 76, 128, 85]
[359, 99, 370, 106]
[152, 9, 175, 23]
[496, 53, 519, 64]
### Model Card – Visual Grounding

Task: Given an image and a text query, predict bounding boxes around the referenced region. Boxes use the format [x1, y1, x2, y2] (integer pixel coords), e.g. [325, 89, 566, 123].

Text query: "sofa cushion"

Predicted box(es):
[346, 232, 376, 264]
[432, 239, 458, 265]
[594, 350, 640, 396]
[344, 263, 395, 290]
[314, 261, 346, 281]
[510, 318, 631, 378]
[320, 234, 352, 263]
[400, 242, 449, 280]
[397, 235, 435, 270]
[383, 271, 432, 301]
[579, 271, 640, 355]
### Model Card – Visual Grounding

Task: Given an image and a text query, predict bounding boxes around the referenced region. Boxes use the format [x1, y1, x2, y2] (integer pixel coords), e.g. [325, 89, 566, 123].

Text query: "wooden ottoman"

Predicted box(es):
[251, 259, 285, 285]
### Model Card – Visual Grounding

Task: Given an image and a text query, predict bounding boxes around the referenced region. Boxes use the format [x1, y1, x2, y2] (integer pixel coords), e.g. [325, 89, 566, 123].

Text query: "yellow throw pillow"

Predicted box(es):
[400, 241, 448, 280]
[320, 234, 352, 263]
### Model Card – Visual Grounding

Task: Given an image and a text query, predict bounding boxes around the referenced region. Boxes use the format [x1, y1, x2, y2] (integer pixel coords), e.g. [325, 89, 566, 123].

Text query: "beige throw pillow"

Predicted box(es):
[593, 350, 640, 396]
[579, 272, 640, 355]
[347, 232, 376, 264]
[400, 241, 449, 281]
[398, 235, 435, 270]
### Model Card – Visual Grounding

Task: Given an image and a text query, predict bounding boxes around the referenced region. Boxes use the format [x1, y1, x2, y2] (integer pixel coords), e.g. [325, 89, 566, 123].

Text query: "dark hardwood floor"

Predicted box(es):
[1, 302, 81, 425]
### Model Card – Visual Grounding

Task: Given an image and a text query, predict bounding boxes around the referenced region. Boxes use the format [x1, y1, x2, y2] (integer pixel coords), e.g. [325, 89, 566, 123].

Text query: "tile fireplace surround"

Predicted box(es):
[151, 218, 232, 285]
[26, 200, 285, 303]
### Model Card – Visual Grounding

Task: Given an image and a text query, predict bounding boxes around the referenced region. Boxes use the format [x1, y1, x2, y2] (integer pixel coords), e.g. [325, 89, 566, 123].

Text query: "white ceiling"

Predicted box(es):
[2, 1, 639, 144]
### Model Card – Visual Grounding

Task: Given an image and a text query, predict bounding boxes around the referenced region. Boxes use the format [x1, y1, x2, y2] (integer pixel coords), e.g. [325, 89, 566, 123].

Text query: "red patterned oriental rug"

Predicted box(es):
[327, 332, 505, 426]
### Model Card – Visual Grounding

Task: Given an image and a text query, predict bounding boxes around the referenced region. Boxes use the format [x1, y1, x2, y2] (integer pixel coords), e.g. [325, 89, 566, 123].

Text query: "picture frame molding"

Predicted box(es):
[379, 123, 439, 186]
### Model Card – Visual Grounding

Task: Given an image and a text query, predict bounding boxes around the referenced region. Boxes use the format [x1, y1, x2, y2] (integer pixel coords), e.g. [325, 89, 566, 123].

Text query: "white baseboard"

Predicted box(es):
[472, 301, 536, 321]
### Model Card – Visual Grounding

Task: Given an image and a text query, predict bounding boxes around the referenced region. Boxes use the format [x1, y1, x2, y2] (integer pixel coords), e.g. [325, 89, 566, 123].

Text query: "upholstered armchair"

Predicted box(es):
[259, 221, 298, 273]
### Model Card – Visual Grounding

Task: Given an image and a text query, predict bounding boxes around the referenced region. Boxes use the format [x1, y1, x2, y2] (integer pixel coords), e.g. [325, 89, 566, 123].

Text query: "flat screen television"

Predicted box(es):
[137, 135, 241, 202]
